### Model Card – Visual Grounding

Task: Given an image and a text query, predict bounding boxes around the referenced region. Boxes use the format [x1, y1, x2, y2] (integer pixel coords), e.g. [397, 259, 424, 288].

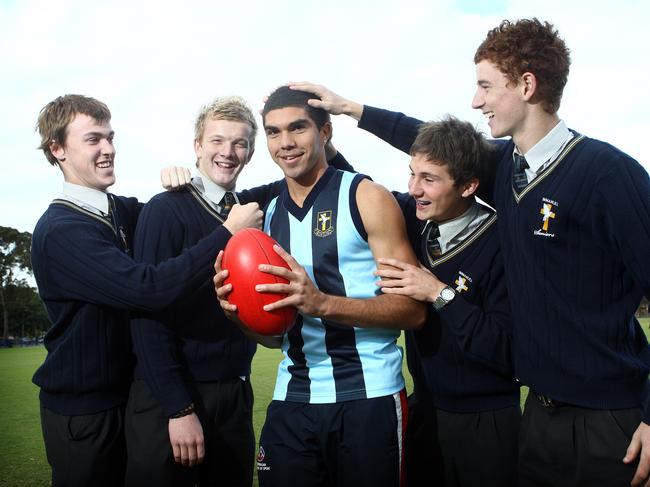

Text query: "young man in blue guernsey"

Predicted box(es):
[215, 86, 427, 487]
[31, 95, 263, 487]
[287, 86, 519, 487]
[125, 97, 262, 487]
[291, 17, 650, 487]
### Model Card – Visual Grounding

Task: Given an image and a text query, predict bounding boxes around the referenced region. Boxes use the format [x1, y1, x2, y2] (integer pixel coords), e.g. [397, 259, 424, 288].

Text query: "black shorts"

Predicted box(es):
[257, 390, 407, 487]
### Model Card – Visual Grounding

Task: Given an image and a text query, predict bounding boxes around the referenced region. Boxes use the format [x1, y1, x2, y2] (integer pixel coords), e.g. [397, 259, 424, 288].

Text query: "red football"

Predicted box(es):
[222, 228, 297, 336]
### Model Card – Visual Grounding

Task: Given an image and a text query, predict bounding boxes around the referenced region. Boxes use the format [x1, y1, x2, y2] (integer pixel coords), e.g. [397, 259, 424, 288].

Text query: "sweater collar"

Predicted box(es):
[192, 171, 238, 207]
[515, 120, 571, 174]
[59, 182, 109, 216]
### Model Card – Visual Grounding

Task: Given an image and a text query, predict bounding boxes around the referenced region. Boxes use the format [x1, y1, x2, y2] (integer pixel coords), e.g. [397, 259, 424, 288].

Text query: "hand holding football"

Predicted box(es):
[222, 229, 297, 336]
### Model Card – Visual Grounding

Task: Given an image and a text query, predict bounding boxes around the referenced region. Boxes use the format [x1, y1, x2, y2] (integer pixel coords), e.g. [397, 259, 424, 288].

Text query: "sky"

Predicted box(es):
[1, 0, 648, 233]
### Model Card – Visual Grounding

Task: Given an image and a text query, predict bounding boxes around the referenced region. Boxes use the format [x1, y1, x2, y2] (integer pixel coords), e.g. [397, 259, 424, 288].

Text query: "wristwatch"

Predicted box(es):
[433, 286, 456, 310]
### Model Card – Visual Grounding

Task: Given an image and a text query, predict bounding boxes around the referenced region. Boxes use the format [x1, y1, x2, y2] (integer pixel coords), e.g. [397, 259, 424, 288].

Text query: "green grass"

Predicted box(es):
[1, 319, 648, 486]
[0, 346, 49, 487]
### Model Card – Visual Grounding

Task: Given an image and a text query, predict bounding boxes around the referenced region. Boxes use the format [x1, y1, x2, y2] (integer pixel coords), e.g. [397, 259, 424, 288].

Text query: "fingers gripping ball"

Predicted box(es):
[222, 229, 297, 336]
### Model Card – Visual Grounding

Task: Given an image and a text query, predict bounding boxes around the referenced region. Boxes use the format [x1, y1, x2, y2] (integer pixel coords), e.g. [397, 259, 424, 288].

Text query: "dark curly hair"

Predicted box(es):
[474, 18, 571, 114]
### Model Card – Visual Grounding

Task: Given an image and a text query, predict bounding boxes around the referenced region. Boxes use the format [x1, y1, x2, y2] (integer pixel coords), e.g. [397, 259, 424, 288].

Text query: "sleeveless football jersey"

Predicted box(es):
[264, 168, 404, 403]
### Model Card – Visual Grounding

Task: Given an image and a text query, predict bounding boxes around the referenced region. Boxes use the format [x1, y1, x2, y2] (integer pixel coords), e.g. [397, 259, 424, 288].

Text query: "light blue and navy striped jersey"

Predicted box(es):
[264, 167, 404, 404]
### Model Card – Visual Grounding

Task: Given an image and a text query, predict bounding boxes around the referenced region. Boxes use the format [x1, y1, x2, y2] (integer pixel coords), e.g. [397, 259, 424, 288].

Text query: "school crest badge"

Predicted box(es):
[454, 271, 472, 293]
[314, 210, 334, 237]
[534, 197, 558, 238]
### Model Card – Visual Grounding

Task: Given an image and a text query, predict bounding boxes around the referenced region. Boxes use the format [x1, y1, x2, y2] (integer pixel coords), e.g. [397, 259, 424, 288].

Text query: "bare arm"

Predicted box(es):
[260, 180, 426, 330]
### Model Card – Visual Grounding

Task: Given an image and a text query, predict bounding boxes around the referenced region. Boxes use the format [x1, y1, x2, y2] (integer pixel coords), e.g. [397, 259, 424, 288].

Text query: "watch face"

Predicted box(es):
[441, 288, 455, 301]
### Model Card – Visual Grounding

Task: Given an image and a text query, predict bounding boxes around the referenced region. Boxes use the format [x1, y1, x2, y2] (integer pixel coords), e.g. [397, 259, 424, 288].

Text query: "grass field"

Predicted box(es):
[2, 318, 649, 487]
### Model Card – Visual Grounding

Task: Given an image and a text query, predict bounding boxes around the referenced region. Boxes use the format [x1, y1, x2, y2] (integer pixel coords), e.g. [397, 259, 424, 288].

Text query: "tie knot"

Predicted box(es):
[106, 193, 116, 219]
[220, 192, 235, 218]
[512, 154, 529, 193]
[514, 153, 529, 172]
[427, 222, 440, 240]
[426, 222, 442, 257]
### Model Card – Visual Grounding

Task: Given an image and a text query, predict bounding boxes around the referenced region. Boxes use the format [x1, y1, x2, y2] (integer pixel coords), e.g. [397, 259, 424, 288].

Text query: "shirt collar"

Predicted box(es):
[436, 201, 480, 251]
[192, 171, 237, 207]
[60, 182, 109, 215]
[516, 120, 570, 174]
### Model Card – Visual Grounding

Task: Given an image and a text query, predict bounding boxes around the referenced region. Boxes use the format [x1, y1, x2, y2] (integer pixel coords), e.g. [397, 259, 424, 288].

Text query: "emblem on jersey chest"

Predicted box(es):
[454, 270, 472, 293]
[314, 210, 335, 237]
[533, 197, 558, 238]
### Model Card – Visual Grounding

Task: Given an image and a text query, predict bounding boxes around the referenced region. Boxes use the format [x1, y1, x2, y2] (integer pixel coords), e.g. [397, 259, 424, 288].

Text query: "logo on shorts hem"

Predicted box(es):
[257, 445, 270, 471]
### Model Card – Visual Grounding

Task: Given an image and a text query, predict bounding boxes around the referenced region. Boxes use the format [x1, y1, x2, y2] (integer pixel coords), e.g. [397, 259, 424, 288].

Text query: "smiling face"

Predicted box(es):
[471, 59, 528, 141]
[195, 118, 254, 190]
[408, 153, 476, 224]
[51, 113, 116, 191]
[263, 106, 330, 186]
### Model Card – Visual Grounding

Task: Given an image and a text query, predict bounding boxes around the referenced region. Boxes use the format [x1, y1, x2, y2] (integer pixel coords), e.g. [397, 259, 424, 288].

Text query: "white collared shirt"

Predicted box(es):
[59, 182, 109, 217]
[515, 120, 574, 183]
[425, 201, 491, 254]
[191, 171, 239, 212]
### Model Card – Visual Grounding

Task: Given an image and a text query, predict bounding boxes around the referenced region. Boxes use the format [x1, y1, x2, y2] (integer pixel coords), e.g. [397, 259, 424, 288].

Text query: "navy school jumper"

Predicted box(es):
[130, 178, 293, 415]
[32, 195, 231, 415]
[395, 194, 518, 412]
[359, 105, 650, 420]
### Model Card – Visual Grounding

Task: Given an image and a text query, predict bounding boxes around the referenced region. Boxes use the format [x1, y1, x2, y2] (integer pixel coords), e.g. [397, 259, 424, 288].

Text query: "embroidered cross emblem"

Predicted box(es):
[455, 276, 469, 293]
[318, 212, 331, 231]
[540, 203, 556, 231]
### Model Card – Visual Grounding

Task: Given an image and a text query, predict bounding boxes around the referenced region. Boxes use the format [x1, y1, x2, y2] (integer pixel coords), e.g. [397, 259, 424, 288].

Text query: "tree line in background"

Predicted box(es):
[1, 226, 49, 344]
[0, 224, 647, 347]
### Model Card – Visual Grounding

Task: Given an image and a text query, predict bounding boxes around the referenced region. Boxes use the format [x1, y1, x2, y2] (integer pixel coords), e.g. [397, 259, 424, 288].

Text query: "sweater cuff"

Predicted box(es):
[357, 105, 381, 131]
[159, 387, 194, 418]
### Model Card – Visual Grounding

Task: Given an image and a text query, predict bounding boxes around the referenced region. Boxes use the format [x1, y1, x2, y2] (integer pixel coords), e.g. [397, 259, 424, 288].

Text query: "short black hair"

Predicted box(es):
[262, 86, 330, 129]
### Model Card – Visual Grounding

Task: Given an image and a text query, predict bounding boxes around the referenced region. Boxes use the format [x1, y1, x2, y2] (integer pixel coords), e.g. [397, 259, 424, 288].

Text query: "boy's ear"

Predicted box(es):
[320, 121, 332, 146]
[50, 140, 65, 162]
[521, 72, 537, 101]
[461, 178, 480, 198]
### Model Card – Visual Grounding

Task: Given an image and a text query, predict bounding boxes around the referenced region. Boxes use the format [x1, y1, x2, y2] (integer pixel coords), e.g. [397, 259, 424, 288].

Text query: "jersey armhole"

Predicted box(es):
[349, 174, 371, 241]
